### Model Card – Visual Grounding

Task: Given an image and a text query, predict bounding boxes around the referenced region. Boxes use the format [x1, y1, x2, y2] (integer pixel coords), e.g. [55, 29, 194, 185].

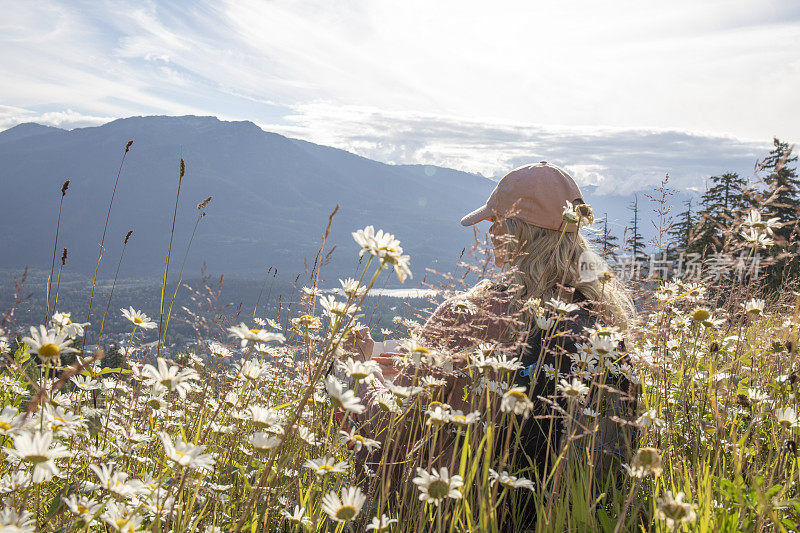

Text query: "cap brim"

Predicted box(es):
[460, 205, 492, 226]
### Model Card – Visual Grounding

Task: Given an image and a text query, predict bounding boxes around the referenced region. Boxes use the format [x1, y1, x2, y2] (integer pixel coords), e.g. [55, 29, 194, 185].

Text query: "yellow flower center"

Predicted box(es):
[27, 454, 49, 464]
[77, 504, 88, 514]
[508, 390, 526, 400]
[176, 450, 186, 458]
[0, 421, 10, 431]
[116, 519, 129, 528]
[353, 435, 366, 443]
[318, 464, 334, 472]
[336, 505, 357, 521]
[692, 308, 710, 322]
[39, 343, 61, 357]
[452, 415, 466, 423]
[133, 316, 143, 324]
[428, 479, 450, 499]
[250, 328, 260, 335]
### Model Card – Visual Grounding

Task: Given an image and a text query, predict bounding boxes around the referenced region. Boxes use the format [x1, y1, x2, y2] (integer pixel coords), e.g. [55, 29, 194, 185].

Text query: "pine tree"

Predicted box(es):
[668, 198, 695, 256]
[760, 138, 800, 287]
[762, 138, 800, 244]
[695, 172, 749, 253]
[626, 195, 647, 263]
[591, 213, 619, 261]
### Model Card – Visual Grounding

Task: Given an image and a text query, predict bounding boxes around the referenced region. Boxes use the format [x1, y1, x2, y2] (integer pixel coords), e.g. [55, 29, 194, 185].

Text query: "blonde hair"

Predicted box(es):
[500, 217, 634, 330]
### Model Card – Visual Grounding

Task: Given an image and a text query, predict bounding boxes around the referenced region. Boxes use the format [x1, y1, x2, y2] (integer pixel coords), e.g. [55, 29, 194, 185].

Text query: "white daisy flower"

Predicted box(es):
[100, 501, 142, 532]
[50, 312, 89, 338]
[412, 467, 463, 505]
[142, 358, 199, 399]
[7, 431, 70, 483]
[742, 209, 781, 235]
[303, 455, 349, 476]
[208, 341, 232, 358]
[158, 432, 215, 471]
[0, 508, 35, 533]
[776, 407, 799, 428]
[366, 515, 398, 531]
[557, 378, 590, 400]
[636, 408, 665, 429]
[337, 358, 381, 381]
[89, 464, 145, 498]
[501, 387, 534, 418]
[228, 323, 285, 347]
[340, 428, 381, 453]
[281, 505, 313, 527]
[321, 486, 366, 523]
[0, 406, 23, 437]
[743, 298, 765, 316]
[319, 295, 354, 319]
[0, 471, 31, 493]
[546, 298, 579, 315]
[325, 375, 365, 414]
[21, 325, 77, 363]
[740, 228, 774, 248]
[426, 406, 450, 426]
[655, 491, 696, 529]
[338, 277, 368, 299]
[488, 469, 535, 490]
[249, 405, 282, 428]
[249, 431, 282, 451]
[120, 307, 157, 329]
[448, 409, 481, 427]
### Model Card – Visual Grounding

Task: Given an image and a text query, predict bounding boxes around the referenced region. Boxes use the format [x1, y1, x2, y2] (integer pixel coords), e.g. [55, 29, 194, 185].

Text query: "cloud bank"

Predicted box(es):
[267, 103, 772, 194]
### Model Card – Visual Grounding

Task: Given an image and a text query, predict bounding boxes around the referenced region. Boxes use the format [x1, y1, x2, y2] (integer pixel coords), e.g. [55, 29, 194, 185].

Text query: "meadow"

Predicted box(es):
[1, 149, 799, 533]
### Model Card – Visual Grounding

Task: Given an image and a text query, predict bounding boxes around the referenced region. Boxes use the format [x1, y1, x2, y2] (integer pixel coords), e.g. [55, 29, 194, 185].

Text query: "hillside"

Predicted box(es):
[0, 116, 500, 285]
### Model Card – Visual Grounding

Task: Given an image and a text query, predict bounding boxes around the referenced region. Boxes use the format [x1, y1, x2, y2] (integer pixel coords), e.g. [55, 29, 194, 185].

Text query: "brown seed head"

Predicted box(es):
[785, 439, 797, 455]
[787, 340, 796, 354]
[124, 230, 133, 244]
[736, 394, 750, 408]
[125, 140, 133, 152]
[61, 247, 68, 265]
[708, 341, 719, 353]
[180, 158, 185, 177]
[61, 179, 70, 196]
[197, 196, 212, 210]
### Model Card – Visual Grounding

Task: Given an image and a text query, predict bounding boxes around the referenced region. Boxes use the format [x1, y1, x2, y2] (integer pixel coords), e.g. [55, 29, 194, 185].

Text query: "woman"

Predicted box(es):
[353, 162, 637, 525]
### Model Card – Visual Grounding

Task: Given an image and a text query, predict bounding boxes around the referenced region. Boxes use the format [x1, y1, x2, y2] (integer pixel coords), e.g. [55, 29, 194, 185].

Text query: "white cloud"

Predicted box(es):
[2, 0, 799, 141]
[262, 103, 771, 194]
[0, 0, 796, 192]
[0, 106, 116, 131]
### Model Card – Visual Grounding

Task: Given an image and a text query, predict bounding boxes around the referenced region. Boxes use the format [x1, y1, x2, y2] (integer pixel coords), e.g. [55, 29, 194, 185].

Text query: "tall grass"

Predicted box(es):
[0, 149, 799, 533]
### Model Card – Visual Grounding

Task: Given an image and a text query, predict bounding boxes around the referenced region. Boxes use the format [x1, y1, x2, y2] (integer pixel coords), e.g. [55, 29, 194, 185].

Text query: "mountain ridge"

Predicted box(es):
[0, 115, 501, 286]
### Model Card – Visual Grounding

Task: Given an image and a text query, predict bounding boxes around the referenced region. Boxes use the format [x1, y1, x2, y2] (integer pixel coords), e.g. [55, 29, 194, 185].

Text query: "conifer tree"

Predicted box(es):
[760, 138, 800, 286]
[668, 198, 695, 256]
[761, 138, 800, 244]
[695, 172, 748, 253]
[626, 195, 647, 264]
[591, 212, 619, 261]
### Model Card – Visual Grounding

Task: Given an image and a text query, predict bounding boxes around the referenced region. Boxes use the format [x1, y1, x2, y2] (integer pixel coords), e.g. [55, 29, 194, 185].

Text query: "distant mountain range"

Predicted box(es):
[0, 115, 675, 286]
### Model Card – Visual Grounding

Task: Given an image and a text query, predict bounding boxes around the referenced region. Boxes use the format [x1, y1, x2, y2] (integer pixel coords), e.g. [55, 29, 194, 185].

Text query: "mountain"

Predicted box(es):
[0, 115, 671, 289]
[0, 116, 497, 286]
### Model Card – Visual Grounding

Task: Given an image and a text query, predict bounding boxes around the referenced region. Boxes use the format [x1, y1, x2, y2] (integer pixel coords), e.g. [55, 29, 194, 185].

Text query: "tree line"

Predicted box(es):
[591, 138, 799, 288]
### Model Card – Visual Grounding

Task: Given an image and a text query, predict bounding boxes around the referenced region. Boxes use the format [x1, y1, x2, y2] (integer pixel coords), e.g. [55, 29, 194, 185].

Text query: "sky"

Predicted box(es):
[1, 0, 799, 192]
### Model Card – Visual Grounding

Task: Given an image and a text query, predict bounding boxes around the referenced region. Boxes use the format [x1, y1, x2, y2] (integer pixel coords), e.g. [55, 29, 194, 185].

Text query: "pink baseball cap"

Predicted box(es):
[460, 161, 584, 232]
